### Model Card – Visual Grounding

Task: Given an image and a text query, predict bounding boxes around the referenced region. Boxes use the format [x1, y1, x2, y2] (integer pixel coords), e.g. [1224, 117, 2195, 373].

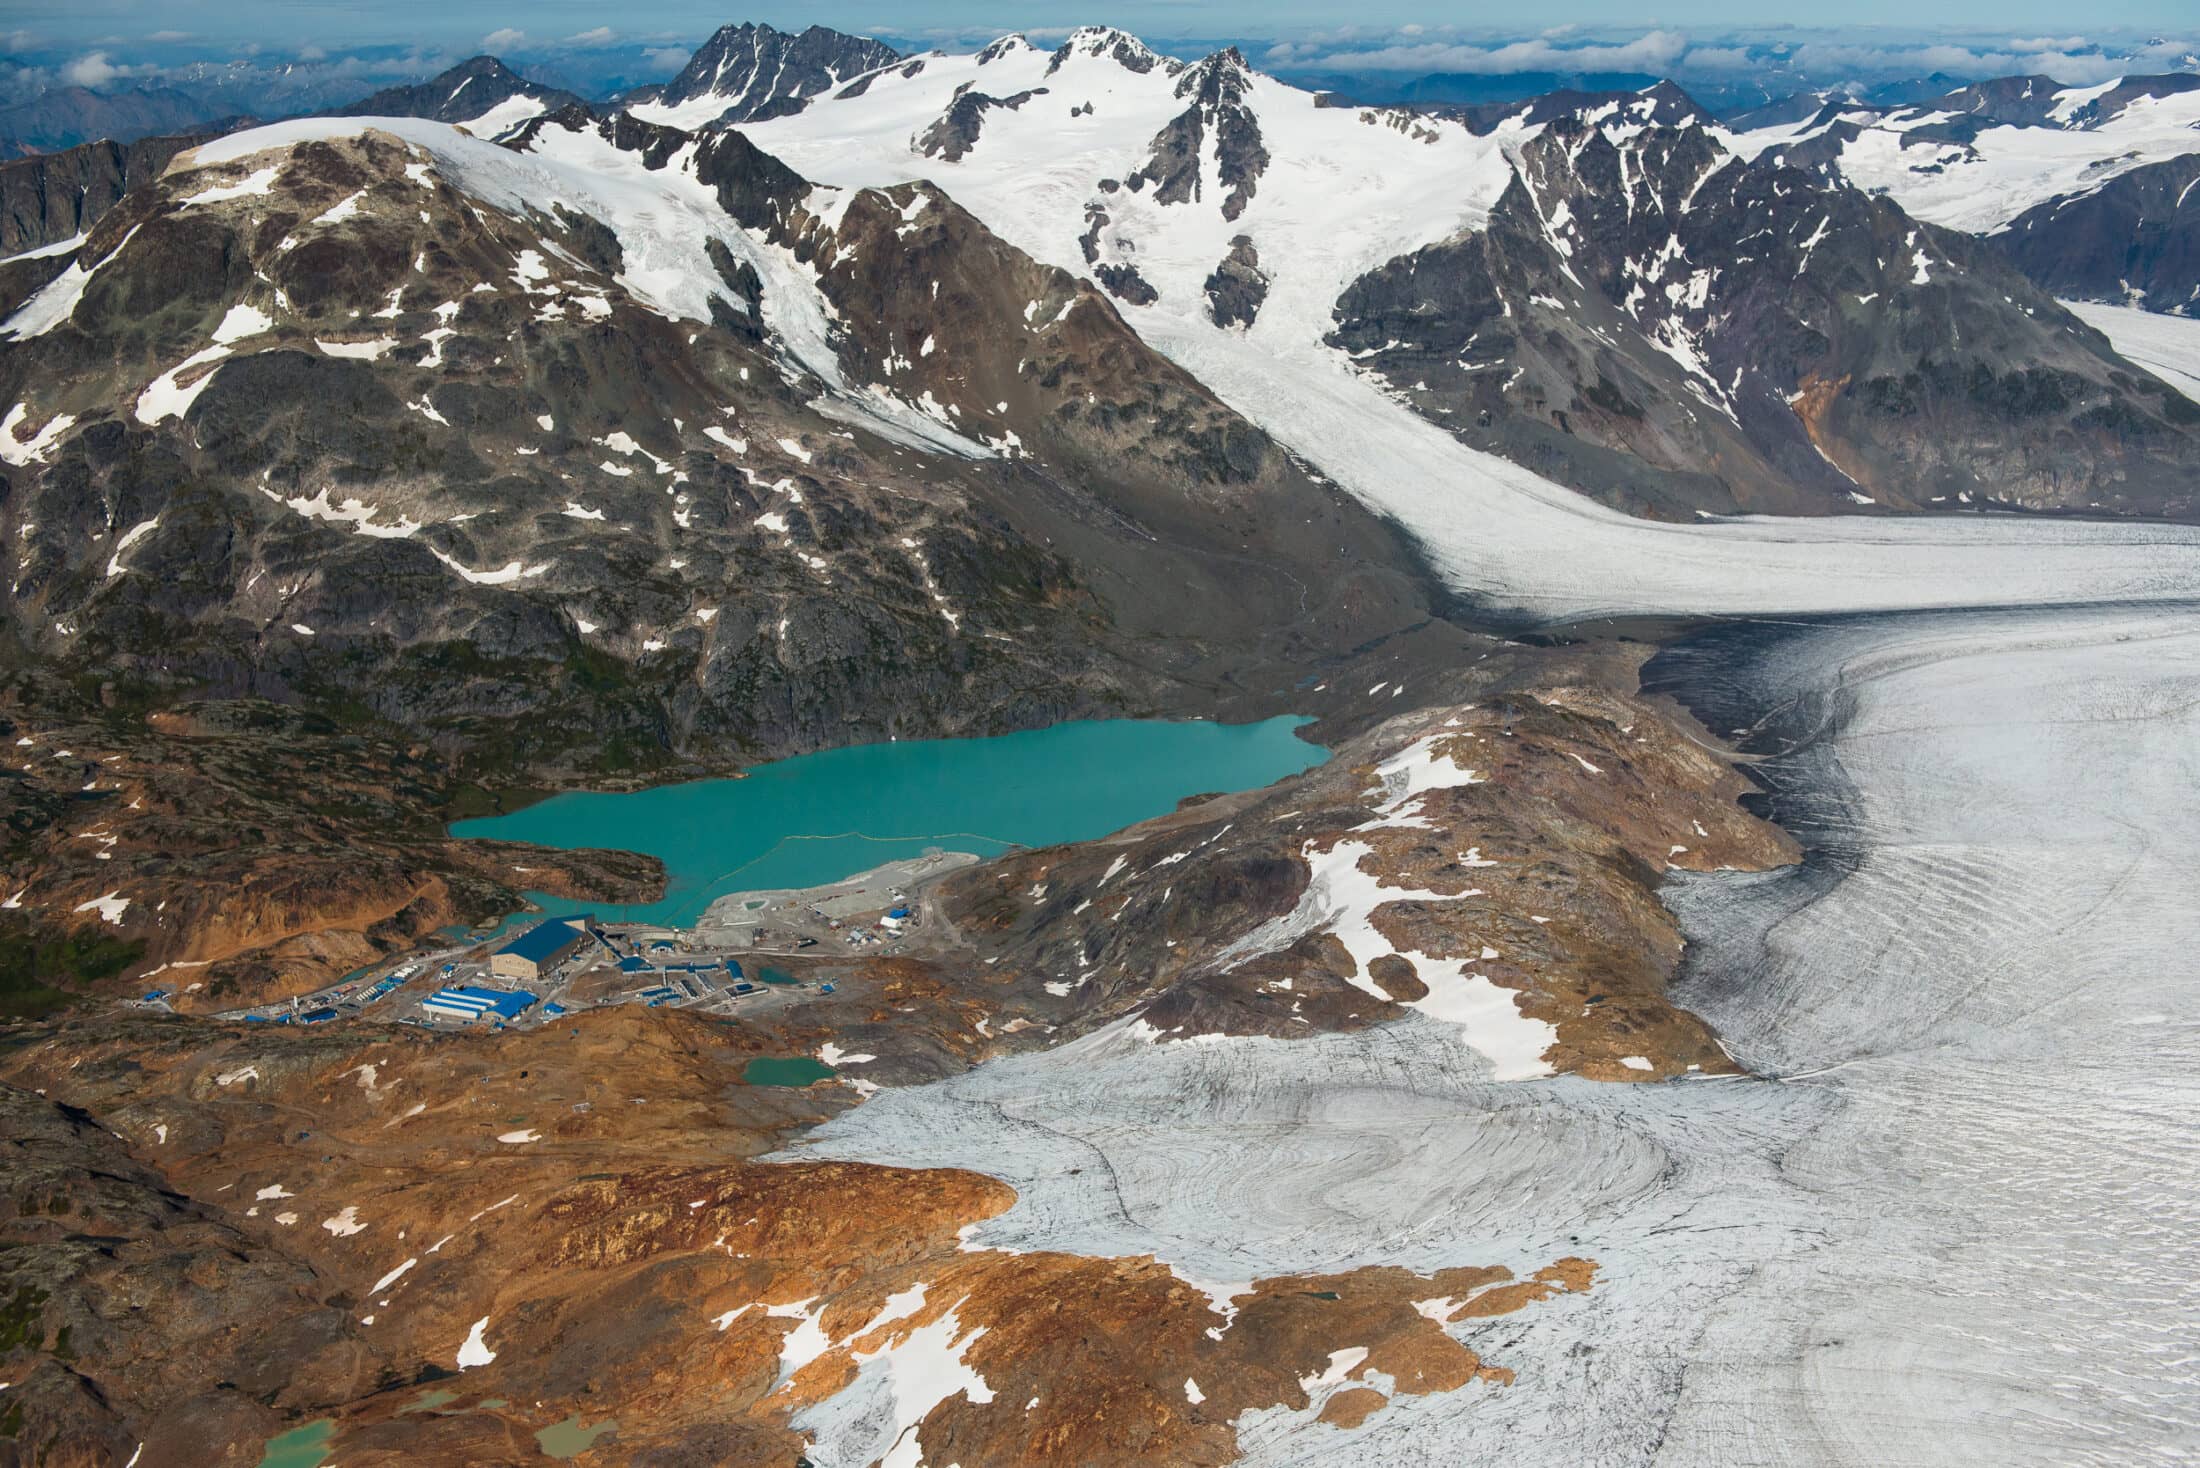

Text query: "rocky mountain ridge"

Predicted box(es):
[1328, 115, 2200, 515]
[1724, 72, 2200, 317]
[625, 22, 902, 130]
[725, 29, 2200, 518]
[326, 56, 585, 141]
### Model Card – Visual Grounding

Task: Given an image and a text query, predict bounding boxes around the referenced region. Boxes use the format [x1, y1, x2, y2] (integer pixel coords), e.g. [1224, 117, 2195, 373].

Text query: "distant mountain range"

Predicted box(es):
[327, 55, 584, 135]
[0, 84, 250, 158]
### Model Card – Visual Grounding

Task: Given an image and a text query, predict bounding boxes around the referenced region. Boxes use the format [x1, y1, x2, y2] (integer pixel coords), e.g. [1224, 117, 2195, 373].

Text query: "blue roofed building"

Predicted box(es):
[420, 985, 539, 1022]
[489, 916, 590, 982]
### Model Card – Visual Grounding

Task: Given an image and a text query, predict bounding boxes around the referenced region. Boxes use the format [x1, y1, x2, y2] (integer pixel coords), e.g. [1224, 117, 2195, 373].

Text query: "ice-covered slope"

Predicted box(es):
[735, 28, 1521, 352]
[1725, 79, 2200, 234]
[2064, 299, 2200, 402]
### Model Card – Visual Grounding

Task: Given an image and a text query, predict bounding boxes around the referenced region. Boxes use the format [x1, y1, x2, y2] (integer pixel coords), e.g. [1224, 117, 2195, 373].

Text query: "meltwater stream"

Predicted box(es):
[785, 601, 2200, 1466]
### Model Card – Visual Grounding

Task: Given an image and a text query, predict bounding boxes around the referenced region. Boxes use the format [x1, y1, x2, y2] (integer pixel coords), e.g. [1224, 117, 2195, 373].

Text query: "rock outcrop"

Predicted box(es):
[0, 132, 210, 255]
[1329, 114, 2200, 517]
[1992, 153, 2200, 317]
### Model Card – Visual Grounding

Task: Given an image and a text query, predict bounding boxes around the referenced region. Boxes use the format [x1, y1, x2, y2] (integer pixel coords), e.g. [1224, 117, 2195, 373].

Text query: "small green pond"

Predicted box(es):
[537, 1413, 619, 1458]
[744, 1056, 838, 1087]
[255, 1420, 335, 1468]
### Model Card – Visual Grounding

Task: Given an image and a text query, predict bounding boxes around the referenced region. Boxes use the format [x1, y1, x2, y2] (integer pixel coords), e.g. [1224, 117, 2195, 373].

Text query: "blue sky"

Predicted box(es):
[5, 1, 2197, 50]
[2, 4, 2194, 108]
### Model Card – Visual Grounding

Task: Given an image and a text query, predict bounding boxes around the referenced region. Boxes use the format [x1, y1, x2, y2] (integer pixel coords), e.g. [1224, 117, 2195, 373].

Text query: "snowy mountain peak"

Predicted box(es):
[975, 34, 1040, 66]
[1047, 27, 1175, 78]
[629, 22, 901, 131]
[327, 54, 581, 140]
[1175, 47, 1256, 103]
[1127, 47, 1270, 224]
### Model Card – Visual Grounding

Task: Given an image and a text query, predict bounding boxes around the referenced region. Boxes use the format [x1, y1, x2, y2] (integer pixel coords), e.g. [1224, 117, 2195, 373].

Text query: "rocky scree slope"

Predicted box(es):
[942, 642, 1795, 1083]
[0, 114, 1447, 769]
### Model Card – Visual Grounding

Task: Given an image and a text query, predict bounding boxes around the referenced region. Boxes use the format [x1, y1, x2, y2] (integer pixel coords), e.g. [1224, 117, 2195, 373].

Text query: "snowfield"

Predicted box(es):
[740, 32, 1523, 346]
[2066, 300, 2200, 404]
[1725, 85, 2200, 233]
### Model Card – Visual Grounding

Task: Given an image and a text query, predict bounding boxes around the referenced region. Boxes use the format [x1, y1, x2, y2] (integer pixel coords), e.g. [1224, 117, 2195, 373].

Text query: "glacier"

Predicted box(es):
[783, 600, 2200, 1465]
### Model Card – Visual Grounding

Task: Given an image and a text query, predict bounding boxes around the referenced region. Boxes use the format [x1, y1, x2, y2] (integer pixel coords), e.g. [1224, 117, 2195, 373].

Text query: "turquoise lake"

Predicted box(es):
[452, 717, 1323, 929]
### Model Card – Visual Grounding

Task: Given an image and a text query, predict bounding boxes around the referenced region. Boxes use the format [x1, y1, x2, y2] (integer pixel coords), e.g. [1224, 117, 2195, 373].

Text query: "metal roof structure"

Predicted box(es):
[421, 985, 538, 1020]
[495, 918, 588, 963]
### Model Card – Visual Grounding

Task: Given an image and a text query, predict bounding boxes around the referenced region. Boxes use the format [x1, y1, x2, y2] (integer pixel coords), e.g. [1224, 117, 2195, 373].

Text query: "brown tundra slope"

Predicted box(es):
[1, 1006, 1594, 1468]
[0, 641, 1795, 1466]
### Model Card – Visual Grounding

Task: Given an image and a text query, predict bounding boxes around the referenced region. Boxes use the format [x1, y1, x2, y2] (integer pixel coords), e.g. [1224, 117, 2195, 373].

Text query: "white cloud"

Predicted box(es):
[565, 27, 616, 48]
[1681, 46, 1755, 72]
[640, 46, 689, 71]
[1258, 25, 2199, 90]
[483, 27, 525, 52]
[62, 51, 122, 86]
[1292, 30, 1693, 76]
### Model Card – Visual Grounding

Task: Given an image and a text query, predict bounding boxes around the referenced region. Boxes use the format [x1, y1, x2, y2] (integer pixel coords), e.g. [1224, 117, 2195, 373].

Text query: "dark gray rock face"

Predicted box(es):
[632, 23, 900, 126]
[1724, 90, 1848, 130]
[325, 55, 583, 132]
[1095, 262, 1159, 306]
[916, 86, 1049, 162]
[1204, 235, 1268, 328]
[1328, 114, 2200, 518]
[0, 133, 208, 255]
[1130, 49, 1269, 221]
[1442, 79, 1717, 137]
[1992, 153, 2200, 317]
[1922, 72, 2200, 130]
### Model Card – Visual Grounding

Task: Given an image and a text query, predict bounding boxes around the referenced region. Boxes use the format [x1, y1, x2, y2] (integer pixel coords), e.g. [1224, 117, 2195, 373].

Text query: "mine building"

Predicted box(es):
[489, 916, 591, 981]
